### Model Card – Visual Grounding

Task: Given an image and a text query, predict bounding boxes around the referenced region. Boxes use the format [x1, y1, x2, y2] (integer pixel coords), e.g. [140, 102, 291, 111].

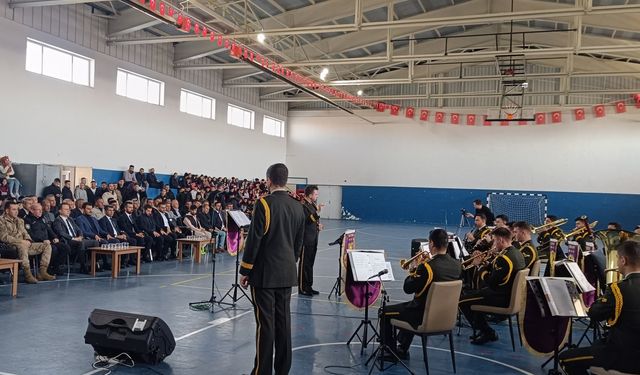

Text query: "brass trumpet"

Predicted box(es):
[400, 250, 432, 271]
[563, 221, 598, 240]
[532, 218, 568, 234]
[461, 248, 495, 270]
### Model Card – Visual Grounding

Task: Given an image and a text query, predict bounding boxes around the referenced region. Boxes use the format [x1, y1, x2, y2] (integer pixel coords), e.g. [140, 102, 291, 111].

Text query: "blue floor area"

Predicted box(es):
[0, 220, 579, 374]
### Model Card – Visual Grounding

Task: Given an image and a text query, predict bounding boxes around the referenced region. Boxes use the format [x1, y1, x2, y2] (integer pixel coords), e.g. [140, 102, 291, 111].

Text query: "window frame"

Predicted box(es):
[179, 88, 216, 120]
[25, 37, 95, 87]
[262, 115, 286, 138]
[227, 103, 255, 130]
[115, 67, 165, 106]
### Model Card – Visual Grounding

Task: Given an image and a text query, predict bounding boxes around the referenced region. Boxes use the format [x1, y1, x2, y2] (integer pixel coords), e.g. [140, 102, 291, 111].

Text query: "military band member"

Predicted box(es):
[536, 215, 566, 260]
[464, 213, 492, 252]
[512, 221, 538, 271]
[298, 185, 322, 296]
[559, 240, 640, 374]
[573, 215, 606, 291]
[380, 229, 462, 360]
[494, 214, 509, 229]
[240, 163, 305, 375]
[459, 227, 526, 345]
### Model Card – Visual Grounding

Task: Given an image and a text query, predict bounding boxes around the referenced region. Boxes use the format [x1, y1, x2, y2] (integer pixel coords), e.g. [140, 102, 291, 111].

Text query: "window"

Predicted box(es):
[180, 89, 215, 120]
[263, 116, 285, 138]
[116, 68, 165, 106]
[227, 104, 255, 130]
[25, 38, 94, 87]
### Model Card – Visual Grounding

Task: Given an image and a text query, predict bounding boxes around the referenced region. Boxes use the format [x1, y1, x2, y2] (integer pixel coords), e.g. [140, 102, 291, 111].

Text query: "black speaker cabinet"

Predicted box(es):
[411, 238, 428, 257]
[84, 309, 175, 364]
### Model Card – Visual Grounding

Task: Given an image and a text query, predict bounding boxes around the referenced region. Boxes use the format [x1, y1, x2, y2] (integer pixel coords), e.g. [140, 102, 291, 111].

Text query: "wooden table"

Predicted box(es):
[0, 259, 22, 297]
[89, 246, 143, 279]
[176, 238, 213, 263]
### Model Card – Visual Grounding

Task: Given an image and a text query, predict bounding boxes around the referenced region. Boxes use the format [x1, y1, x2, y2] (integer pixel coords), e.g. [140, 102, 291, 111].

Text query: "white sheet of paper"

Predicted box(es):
[227, 210, 251, 227]
[563, 261, 596, 293]
[383, 262, 395, 281]
[347, 250, 388, 282]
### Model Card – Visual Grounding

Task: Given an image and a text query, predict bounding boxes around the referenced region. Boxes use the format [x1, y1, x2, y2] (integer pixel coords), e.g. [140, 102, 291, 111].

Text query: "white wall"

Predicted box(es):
[0, 16, 286, 178]
[286, 110, 640, 194]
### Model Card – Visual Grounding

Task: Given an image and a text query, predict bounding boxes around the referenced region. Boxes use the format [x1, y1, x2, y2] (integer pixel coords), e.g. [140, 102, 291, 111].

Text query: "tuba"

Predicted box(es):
[595, 230, 640, 284]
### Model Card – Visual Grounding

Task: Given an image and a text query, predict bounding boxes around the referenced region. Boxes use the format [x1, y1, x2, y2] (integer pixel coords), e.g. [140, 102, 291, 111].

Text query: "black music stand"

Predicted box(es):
[189, 238, 234, 313]
[366, 277, 414, 375]
[219, 211, 252, 307]
[346, 279, 379, 355]
[328, 233, 345, 300]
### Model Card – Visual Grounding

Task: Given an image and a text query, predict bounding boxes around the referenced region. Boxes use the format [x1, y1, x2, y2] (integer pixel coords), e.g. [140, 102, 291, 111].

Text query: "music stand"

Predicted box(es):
[346, 279, 379, 355]
[328, 233, 345, 300]
[219, 210, 252, 307]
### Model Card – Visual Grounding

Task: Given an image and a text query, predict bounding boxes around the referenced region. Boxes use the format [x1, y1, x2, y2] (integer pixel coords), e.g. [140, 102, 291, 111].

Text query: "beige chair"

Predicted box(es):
[470, 269, 528, 352]
[390, 280, 463, 375]
[589, 367, 637, 375]
[529, 259, 541, 277]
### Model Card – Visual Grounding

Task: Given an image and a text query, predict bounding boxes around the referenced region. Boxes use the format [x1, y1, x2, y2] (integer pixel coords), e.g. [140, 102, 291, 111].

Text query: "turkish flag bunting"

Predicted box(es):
[518, 120, 528, 126]
[202, 28, 207, 37]
[217, 35, 223, 46]
[635, 94, 640, 108]
[419, 109, 429, 121]
[176, 14, 183, 26]
[405, 107, 415, 119]
[230, 45, 242, 59]
[574, 108, 585, 121]
[483, 115, 491, 126]
[183, 18, 191, 32]
[390, 105, 400, 116]
[450, 113, 460, 125]
[149, 0, 155, 11]
[551, 111, 562, 123]
[594, 105, 606, 118]
[500, 120, 509, 126]
[194, 23, 200, 34]
[466, 114, 476, 126]
[615, 101, 626, 113]
[168, 7, 174, 16]
[435, 112, 445, 123]
[159, 2, 165, 15]
[376, 102, 386, 112]
[535, 113, 546, 125]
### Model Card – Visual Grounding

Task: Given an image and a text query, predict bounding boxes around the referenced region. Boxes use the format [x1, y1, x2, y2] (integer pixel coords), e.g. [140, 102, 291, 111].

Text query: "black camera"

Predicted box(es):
[460, 208, 467, 215]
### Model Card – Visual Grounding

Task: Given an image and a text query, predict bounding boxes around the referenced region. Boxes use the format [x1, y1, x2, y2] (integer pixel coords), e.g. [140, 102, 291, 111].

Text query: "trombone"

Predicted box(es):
[562, 221, 598, 240]
[531, 218, 568, 234]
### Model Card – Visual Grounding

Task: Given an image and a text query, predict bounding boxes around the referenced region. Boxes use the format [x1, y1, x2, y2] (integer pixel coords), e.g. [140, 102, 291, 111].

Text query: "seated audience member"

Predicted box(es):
[44, 194, 58, 215]
[198, 203, 215, 233]
[0, 156, 21, 198]
[163, 185, 175, 200]
[74, 180, 88, 202]
[62, 180, 75, 201]
[170, 173, 180, 189]
[635, 225, 640, 235]
[42, 178, 63, 205]
[18, 196, 34, 218]
[24, 203, 69, 276]
[91, 198, 106, 220]
[154, 202, 179, 259]
[136, 204, 165, 260]
[117, 201, 152, 252]
[95, 181, 108, 200]
[147, 168, 164, 189]
[183, 205, 211, 238]
[180, 200, 192, 217]
[41, 199, 56, 225]
[75, 203, 118, 245]
[52, 203, 99, 273]
[123, 165, 136, 185]
[98, 204, 130, 261]
[0, 201, 55, 283]
[167, 199, 181, 221]
[71, 199, 84, 219]
[0, 178, 9, 200]
[102, 183, 119, 208]
[135, 168, 147, 190]
[177, 187, 190, 207]
[212, 201, 227, 252]
[116, 180, 125, 204]
[123, 181, 145, 203]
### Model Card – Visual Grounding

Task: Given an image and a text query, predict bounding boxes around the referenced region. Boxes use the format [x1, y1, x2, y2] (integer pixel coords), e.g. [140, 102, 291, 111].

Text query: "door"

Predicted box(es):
[318, 185, 342, 219]
[73, 167, 93, 186]
[38, 164, 62, 197]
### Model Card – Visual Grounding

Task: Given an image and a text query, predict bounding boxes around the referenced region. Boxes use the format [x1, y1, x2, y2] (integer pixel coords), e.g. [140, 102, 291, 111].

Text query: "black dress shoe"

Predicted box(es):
[471, 330, 498, 345]
[309, 289, 320, 295]
[298, 289, 313, 296]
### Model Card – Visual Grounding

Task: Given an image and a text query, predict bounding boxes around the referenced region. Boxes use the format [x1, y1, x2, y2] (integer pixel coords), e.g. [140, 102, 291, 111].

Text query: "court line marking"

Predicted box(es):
[174, 310, 254, 341]
[291, 342, 534, 375]
[0, 372, 18, 375]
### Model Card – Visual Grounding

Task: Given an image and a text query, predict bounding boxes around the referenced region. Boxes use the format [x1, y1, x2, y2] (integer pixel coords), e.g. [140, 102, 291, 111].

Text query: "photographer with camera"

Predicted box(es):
[465, 199, 495, 226]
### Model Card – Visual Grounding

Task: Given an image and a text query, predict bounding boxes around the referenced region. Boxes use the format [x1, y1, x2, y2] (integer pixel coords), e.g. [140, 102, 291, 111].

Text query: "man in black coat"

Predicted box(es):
[42, 178, 62, 205]
[146, 168, 164, 189]
[24, 202, 70, 276]
[117, 201, 153, 259]
[136, 204, 164, 261]
[52, 203, 99, 273]
[240, 164, 305, 375]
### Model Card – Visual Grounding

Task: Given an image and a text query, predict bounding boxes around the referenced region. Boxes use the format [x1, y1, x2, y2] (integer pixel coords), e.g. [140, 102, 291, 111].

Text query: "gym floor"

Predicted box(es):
[0, 220, 577, 374]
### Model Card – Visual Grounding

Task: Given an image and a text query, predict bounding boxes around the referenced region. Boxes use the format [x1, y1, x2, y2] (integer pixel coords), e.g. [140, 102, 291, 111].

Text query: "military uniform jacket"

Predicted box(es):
[302, 199, 320, 245]
[240, 190, 305, 288]
[404, 253, 462, 311]
[0, 215, 32, 245]
[468, 226, 491, 251]
[23, 214, 57, 242]
[536, 227, 564, 257]
[589, 273, 640, 372]
[516, 240, 538, 269]
[479, 246, 526, 293]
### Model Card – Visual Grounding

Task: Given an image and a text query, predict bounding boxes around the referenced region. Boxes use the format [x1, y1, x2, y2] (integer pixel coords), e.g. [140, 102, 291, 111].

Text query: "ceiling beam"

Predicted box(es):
[108, 8, 162, 37]
[9, 0, 107, 7]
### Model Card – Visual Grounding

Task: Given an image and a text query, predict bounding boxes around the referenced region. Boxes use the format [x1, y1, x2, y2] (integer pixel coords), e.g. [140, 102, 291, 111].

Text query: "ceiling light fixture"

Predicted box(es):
[319, 67, 329, 81]
[257, 33, 266, 44]
[357, 90, 363, 96]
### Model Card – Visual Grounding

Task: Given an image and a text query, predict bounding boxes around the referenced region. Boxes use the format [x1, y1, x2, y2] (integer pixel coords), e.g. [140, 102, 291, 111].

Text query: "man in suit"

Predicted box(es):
[559, 240, 640, 374]
[99, 206, 129, 243]
[154, 202, 178, 259]
[380, 229, 462, 360]
[117, 201, 152, 257]
[53, 203, 100, 273]
[136, 204, 164, 261]
[240, 163, 305, 375]
[459, 227, 526, 345]
[212, 201, 227, 252]
[71, 199, 84, 219]
[76, 203, 119, 244]
[24, 202, 70, 276]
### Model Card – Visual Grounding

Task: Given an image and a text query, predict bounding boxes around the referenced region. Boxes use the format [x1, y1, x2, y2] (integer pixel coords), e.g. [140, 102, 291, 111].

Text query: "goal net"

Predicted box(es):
[487, 192, 547, 226]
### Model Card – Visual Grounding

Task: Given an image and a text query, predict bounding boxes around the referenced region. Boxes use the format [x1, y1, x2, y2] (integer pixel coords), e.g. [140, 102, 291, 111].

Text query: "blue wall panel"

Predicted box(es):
[342, 186, 640, 231]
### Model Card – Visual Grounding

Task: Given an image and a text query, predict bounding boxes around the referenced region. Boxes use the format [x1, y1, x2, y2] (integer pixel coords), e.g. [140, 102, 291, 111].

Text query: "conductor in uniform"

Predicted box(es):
[298, 184, 322, 296]
[559, 240, 640, 374]
[380, 229, 462, 359]
[240, 163, 305, 375]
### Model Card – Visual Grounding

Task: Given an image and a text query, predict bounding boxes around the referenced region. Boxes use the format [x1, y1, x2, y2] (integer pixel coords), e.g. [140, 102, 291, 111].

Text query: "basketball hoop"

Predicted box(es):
[502, 104, 520, 120]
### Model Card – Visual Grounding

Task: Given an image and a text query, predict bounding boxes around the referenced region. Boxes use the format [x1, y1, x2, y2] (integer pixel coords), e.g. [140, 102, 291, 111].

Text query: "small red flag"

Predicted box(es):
[405, 107, 415, 119]
[376, 102, 386, 112]
[551, 111, 562, 123]
[518, 120, 528, 126]
[176, 14, 183, 26]
[168, 7, 174, 16]
[594, 105, 605, 118]
[435, 112, 445, 123]
[535, 113, 546, 125]
[634, 94, 640, 108]
[149, 0, 155, 11]
[419, 110, 429, 121]
[615, 101, 626, 113]
[390, 105, 400, 116]
[202, 28, 207, 37]
[466, 114, 476, 126]
[574, 108, 585, 121]
[159, 2, 165, 15]
[500, 120, 509, 126]
[450, 113, 460, 125]
[483, 115, 491, 126]
[194, 23, 200, 34]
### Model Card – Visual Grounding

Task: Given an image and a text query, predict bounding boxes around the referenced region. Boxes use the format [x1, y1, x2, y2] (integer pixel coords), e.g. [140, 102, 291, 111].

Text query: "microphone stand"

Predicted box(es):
[328, 233, 345, 300]
[366, 275, 414, 375]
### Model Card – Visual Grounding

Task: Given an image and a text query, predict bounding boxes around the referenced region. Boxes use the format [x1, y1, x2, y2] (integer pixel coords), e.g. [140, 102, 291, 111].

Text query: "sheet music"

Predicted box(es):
[384, 262, 395, 282]
[347, 250, 390, 281]
[562, 261, 596, 293]
[227, 210, 251, 227]
[540, 278, 577, 317]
